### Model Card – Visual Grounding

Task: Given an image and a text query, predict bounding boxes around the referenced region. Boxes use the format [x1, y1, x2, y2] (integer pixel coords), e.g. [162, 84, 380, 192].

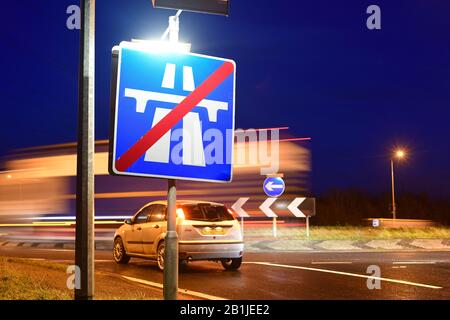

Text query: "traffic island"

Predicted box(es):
[242, 226, 450, 252]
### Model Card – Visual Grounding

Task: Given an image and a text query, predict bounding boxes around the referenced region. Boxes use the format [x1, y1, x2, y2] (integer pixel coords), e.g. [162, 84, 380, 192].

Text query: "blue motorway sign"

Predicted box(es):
[263, 177, 285, 197]
[109, 42, 236, 183]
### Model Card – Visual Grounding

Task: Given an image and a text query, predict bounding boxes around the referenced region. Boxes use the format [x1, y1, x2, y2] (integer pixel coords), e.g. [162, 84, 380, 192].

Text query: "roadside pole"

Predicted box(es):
[273, 217, 277, 238]
[75, 0, 95, 300]
[163, 13, 181, 301]
[164, 179, 178, 300]
[390, 159, 397, 221]
[306, 216, 310, 239]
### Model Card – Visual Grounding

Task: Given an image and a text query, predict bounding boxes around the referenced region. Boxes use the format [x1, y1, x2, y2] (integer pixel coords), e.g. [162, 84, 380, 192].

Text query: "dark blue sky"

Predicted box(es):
[1, 0, 450, 197]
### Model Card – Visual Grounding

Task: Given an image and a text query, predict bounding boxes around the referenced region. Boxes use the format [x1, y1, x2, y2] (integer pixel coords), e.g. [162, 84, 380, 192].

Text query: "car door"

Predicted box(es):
[142, 204, 166, 256]
[125, 206, 151, 254]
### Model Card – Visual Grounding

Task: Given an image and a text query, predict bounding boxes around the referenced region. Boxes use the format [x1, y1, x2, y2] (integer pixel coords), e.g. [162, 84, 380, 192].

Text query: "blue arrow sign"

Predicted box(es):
[263, 177, 285, 197]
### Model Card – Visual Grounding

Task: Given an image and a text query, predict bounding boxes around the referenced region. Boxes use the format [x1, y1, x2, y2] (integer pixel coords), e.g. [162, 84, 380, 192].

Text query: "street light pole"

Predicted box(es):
[75, 0, 95, 300]
[390, 149, 406, 221]
[390, 159, 396, 220]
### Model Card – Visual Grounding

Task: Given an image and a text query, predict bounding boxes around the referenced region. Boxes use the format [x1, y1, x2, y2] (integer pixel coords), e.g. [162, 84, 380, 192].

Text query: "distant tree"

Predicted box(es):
[315, 189, 450, 226]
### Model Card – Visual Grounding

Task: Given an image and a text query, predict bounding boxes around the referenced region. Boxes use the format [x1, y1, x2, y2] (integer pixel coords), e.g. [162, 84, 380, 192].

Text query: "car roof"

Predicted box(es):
[143, 200, 225, 207]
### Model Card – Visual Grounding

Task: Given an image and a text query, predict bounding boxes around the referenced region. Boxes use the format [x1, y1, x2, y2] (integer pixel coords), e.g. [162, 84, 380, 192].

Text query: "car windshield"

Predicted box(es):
[180, 204, 234, 221]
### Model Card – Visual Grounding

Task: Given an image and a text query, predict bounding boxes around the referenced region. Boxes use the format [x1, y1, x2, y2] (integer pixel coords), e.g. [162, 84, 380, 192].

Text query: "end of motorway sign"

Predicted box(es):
[109, 42, 236, 183]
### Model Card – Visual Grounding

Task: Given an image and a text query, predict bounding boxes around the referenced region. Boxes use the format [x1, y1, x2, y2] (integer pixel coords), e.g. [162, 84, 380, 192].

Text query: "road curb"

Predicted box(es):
[2, 238, 450, 252]
[244, 238, 450, 252]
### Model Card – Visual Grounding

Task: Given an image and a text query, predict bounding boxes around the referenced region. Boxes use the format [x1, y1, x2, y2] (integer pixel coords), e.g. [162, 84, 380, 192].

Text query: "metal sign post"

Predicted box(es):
[306, 216, 310, 239]
[273, 217, 277, 238]
[163, 13, 181, 301]
[75, 0, 95, 300]
[164, 178, 178, 300]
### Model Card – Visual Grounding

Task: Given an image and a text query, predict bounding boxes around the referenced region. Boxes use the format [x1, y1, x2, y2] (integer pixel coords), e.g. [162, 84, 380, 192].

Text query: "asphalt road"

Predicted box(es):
[1, 245, 449, 300]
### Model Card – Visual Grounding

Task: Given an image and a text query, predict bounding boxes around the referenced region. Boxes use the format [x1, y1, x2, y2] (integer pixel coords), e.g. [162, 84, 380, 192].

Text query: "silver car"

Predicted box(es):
[113, 200, 244, 270]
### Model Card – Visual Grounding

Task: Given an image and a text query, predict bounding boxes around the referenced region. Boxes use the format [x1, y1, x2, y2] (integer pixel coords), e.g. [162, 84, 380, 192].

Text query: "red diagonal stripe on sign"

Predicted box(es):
[115, 61, 234, 172]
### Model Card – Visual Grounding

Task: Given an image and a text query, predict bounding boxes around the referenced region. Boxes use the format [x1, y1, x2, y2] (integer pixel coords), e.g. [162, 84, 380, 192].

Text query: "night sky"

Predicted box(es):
[1, 1, 450, 197]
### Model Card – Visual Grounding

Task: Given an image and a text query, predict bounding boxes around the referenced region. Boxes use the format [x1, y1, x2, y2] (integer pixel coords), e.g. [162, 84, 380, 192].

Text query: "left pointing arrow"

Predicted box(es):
[259, 198, 278, 217]
[231, 197, 250, 217]
[287, 197, 306, 217]
[265, 181, 284, 192]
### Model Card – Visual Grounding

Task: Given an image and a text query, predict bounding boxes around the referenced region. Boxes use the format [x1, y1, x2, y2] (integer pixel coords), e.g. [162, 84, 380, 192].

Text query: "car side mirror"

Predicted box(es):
[125, 218, 133, 225]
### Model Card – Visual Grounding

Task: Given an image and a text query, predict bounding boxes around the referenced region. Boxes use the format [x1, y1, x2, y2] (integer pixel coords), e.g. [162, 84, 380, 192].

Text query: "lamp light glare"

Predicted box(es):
[395, 150, 405, 159]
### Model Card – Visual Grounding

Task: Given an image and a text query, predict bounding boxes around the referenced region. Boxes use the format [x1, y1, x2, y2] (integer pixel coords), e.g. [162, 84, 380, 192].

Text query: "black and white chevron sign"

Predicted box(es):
[231, 197, 316, 218]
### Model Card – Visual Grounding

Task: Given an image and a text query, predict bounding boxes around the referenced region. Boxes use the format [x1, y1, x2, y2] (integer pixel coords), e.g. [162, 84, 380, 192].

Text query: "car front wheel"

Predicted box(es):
[221, 257, 242, 270]
[113, 237, 130, 264]
[156, 241, 165, 271]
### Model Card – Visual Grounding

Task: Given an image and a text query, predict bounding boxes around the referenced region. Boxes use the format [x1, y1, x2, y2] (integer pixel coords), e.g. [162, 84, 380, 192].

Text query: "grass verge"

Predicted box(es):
[0, 256, 195, 300]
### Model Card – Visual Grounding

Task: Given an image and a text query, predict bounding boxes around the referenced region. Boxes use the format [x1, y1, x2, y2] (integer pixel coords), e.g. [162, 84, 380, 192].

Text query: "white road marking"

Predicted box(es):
[393, 261, 436, 265]
[121, 275, 228, 300]
[244, 262, 442, 290]
[311, 261, 352, 265]
[41, 249, 73, 252]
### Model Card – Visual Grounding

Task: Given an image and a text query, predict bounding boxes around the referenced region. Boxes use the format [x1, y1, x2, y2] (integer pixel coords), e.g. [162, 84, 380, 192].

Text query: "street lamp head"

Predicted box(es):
[394, 149, 406, 159]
